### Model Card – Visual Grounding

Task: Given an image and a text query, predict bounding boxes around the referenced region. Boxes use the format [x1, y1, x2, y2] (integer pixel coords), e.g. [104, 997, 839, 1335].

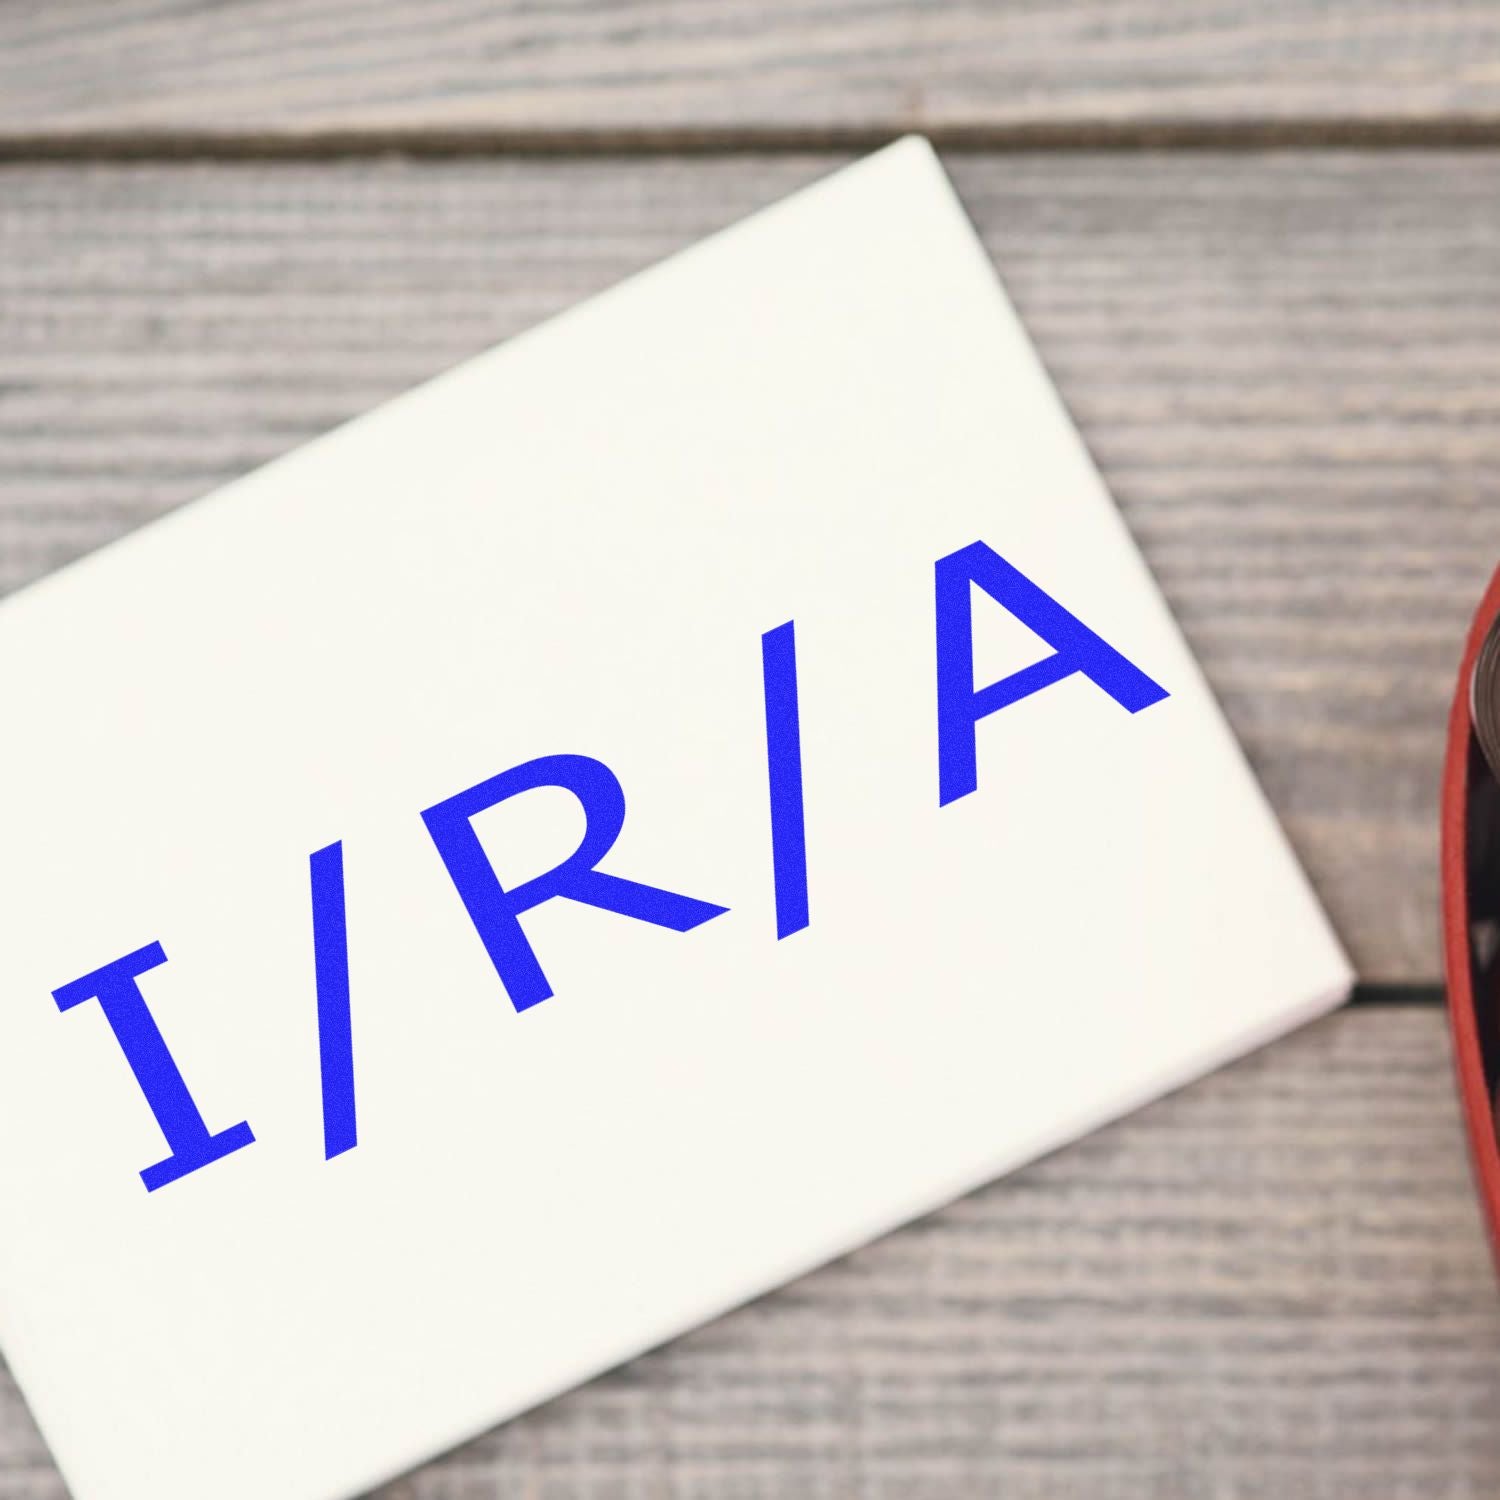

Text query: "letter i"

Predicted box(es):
[761, 620, 810, 938]
[51, 943, 256, 1192]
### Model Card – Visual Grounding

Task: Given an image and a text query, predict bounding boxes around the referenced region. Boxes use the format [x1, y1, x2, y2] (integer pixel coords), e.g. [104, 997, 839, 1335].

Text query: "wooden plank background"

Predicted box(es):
[1, 3, 1498, 1497]
[1, 1, 1500, 146]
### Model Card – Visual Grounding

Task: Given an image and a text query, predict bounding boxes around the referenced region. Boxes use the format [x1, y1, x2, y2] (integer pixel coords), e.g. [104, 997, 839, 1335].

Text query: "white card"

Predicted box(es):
[0, 138, 1350, 1500]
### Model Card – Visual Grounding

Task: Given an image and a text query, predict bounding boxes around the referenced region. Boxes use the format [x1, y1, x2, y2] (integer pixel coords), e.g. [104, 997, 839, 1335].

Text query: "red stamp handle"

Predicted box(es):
[1442, 564, 1500, 1267]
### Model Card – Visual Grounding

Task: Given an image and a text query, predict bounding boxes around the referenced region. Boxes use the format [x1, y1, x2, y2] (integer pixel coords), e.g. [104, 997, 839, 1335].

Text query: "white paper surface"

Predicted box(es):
[0, 138, 1351, 1500]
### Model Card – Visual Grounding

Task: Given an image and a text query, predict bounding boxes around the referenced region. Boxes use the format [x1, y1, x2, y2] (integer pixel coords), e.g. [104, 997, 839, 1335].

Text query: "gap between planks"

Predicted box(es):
[1351, 983, 1443, 1006]
[5, 115, 1500, 163]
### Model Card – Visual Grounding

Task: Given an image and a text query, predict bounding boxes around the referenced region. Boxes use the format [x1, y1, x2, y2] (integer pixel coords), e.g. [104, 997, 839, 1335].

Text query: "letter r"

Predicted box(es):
[422, 753, 727, 1012]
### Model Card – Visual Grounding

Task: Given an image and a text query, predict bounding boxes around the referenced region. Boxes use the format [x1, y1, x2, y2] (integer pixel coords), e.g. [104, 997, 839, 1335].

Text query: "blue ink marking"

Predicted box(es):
[422, 753, 728, 1012]
[935, 540, 1169, 806]
[761, 620, 809, 938]
[311, 840, 357, 1160]
[51, 942, 255, 1191]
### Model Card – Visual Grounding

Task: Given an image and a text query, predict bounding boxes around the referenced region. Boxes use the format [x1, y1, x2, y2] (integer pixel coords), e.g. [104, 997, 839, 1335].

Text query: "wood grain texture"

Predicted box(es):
[1, 150, 1494, 977]
[0, 2, 1498, 146]
[0, 1006, 1489, 1498]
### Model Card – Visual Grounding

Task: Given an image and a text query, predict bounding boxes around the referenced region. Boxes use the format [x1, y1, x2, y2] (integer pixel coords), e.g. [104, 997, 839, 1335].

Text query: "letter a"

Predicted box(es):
[935, 540, 1169, 806]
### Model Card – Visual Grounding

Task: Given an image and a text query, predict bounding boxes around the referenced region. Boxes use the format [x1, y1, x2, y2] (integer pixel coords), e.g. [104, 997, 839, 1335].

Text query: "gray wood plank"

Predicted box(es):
[0, 2, 1499, 146]
[2, 151, 1494, 979]
[0, 1007, 1493, 1498]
